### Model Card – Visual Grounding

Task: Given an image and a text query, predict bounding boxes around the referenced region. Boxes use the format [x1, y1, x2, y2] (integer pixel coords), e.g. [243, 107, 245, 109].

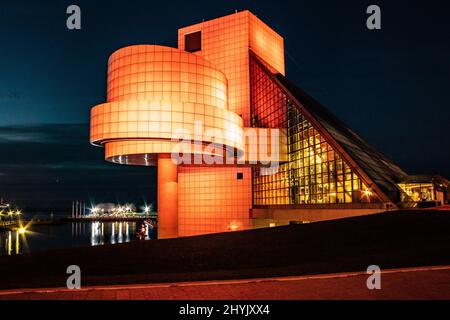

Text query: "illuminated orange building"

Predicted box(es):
[91, 10, 443, 238]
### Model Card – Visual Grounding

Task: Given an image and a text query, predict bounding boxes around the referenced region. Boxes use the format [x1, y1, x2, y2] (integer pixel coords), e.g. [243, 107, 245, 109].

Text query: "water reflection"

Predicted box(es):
[0, 231, 23, 255]
[72, 221, 153, 246]
[0, 221, 156, 256]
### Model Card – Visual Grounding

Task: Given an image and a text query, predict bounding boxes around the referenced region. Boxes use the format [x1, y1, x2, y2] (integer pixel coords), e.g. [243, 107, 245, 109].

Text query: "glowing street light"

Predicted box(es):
[362, 188, 373, 203]
[91, 207, 99, 214]
[18, 227, 26, 235]
[229, 221, 240, 231]
[363, 188, 372, 197]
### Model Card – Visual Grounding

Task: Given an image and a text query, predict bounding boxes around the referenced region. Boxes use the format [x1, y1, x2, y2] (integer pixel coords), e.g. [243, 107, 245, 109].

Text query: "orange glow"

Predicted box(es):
[107, 45, 228, 109]
[178, 166, 252, 236]
[229, 221, 241, 231]
[363, 188, 373, 197]
[178, 11, 284, 126]
[90, 100, 245, 164]
[248, 13, 285, 75]
[174, 11, 286, 236]
[157, 154, 178, 238]
[175, 11, 285, 236]
[179, 12, 251, 126]
[90, 11, 287, 237]
[90, 45, 246, 166]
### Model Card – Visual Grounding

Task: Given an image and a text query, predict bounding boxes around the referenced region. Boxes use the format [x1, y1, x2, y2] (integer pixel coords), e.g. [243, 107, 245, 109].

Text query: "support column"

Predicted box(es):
[157, 153, 178, 238]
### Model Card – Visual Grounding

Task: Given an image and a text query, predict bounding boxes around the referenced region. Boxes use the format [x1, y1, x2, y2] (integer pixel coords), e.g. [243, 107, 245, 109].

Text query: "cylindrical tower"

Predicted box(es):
[90, 45, 245, 238]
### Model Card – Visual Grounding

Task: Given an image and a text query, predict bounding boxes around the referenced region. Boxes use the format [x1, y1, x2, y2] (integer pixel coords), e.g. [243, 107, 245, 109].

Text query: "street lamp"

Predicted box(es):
[362, 188, 373, 203]
[8, 210, 14, 221]
[91, 207, 99, 215]
[363, 188, 372, 197]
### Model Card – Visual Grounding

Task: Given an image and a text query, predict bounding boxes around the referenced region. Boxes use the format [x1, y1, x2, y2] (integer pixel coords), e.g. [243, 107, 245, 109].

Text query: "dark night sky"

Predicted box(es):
[0, 0, 449, 211]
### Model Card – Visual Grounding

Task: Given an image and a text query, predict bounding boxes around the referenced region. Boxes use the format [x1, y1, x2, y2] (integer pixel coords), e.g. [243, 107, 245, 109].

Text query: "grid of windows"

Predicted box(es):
[91, 45, 245, 166]
[175, 11, 286, 235]
[107, 45, 227, 109]
[248, 13, 285, 76]
[177, 12, 260, 235]
[178, 166, 252, 236]
[178, 10, 285, 127]
[90, 100, 243, 150]
[250, 55, 372, 206]
[398, 183, 435, 202]
[179, 12, 250, 125]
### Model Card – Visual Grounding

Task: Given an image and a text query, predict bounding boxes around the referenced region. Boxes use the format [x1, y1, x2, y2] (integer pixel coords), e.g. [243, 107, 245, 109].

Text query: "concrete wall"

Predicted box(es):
[251, 207, 387, 229]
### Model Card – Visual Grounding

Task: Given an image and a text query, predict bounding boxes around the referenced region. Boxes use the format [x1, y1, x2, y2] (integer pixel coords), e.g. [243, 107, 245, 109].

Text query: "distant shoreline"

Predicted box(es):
[0, 216, 157, 230]
[64, 216, 156, 222]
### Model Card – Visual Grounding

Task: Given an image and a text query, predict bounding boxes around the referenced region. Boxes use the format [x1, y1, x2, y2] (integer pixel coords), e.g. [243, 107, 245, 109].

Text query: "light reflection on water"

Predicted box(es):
[0, 230, 21, 255]
[0, 221, 156, 256]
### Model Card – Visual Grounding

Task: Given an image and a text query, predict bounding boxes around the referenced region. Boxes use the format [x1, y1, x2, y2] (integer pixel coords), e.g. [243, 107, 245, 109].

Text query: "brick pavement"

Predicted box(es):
[1, 266, 449, 300]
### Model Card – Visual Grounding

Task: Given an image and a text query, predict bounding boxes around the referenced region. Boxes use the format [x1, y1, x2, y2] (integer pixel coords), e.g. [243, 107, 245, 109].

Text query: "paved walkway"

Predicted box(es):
[426, 205, 450, 211]
[0, 266, 449, 300]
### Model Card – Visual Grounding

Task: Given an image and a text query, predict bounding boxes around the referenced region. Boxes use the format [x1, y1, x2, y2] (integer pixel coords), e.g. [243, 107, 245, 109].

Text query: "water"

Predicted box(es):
[0, 221, 156, 256]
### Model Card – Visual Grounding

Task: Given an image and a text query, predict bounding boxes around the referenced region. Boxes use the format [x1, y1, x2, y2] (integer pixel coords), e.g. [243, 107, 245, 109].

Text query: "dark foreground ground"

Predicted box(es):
[0, 210, 450, 290]
[2, 266, 449, 300]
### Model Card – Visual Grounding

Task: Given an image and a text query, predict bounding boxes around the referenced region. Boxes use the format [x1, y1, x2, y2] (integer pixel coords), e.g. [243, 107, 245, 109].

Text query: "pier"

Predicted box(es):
[0, 219, 65, 231]
[66, 215, 157, 222]
[0, 221, 18, 229]
[1, 215, 158, 231]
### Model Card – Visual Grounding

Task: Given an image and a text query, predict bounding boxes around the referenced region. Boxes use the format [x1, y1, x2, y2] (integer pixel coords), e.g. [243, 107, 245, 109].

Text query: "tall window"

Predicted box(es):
[185, 31, 201, 52]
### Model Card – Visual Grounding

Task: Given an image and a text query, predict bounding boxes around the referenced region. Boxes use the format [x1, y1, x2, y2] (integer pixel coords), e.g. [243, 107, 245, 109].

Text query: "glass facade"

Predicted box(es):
[250, 54, 373, 206]
[398, 183, 435, 202]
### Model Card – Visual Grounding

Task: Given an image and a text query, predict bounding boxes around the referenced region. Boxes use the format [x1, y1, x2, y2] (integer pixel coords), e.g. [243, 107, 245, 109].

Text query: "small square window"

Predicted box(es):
[185, 31, 201, 53]
[237, 172, 243, 180]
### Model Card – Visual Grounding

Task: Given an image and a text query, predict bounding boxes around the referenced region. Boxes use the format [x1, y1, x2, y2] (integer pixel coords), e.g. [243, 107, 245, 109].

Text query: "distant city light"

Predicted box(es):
[83, 203, 152, 219]
[18, 227, 26, 235]
[91, 207, 99, 214]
